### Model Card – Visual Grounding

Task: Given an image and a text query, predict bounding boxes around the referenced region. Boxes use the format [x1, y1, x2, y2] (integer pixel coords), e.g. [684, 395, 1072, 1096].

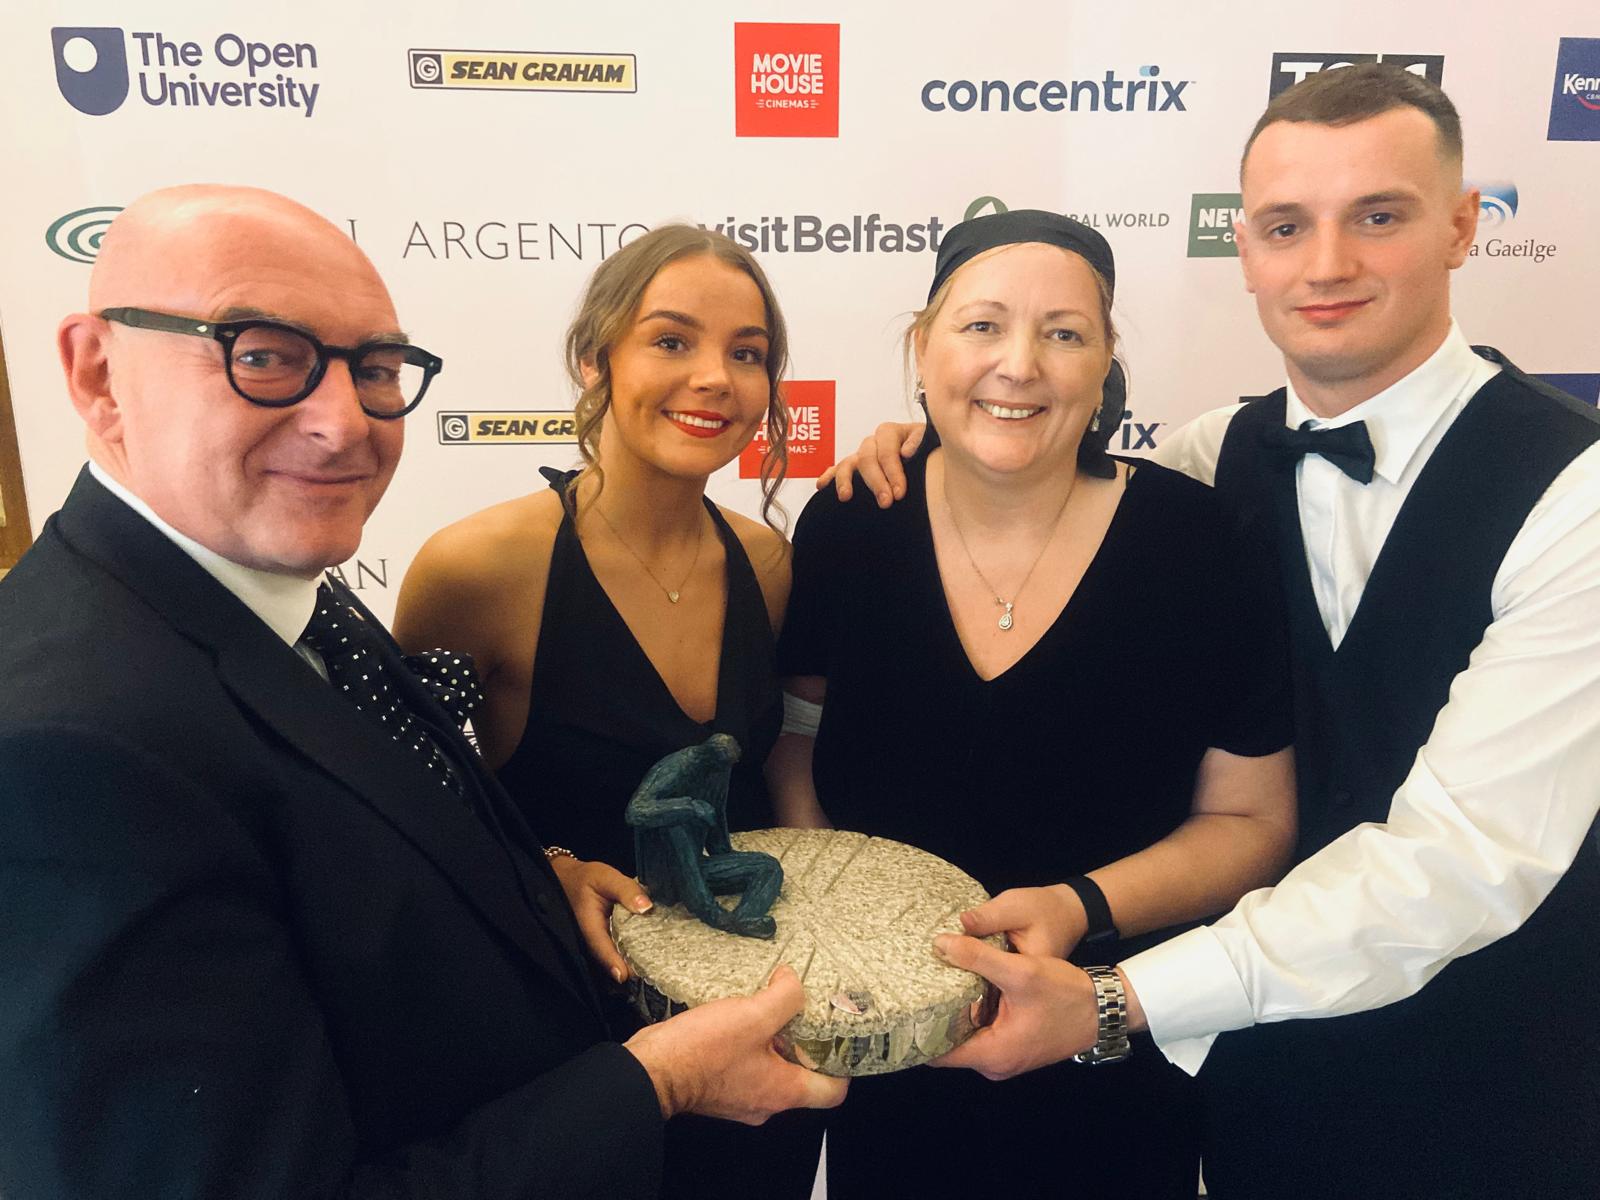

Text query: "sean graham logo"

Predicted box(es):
[46, 206, 124, 262]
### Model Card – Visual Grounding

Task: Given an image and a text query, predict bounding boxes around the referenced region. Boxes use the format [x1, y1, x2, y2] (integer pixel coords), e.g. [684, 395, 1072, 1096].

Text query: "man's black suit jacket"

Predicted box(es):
[0, 470, 664, 1198]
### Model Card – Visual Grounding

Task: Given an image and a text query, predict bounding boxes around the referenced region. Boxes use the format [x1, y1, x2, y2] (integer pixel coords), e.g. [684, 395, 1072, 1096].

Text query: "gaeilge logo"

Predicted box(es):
[961, 195, 1171, 232]
[1187, 193, 1243, 257]
[1464, 181, 1558, 265]
[51, 26, 322, 117]
[1268, 53, 1443, 98]
[438, 412, 578, 445]
[1474, 181, 1518, 228]
[1547, 38, 1600, 141]
[734, 23, 839, 137]
[45, 206, 123, 263]
[51, 27, 129, 115]
[739, 382, 835, 479]
[1535, 374, 1600, 407]
[407, 48, 636, 94]
[923, 65, 1191, 114]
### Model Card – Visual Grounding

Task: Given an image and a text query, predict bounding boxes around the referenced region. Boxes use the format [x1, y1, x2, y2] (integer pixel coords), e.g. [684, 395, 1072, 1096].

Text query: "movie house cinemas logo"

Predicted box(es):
[438, 412, 578, 445]
[51, 26, 322, 117]
[407, 48, 635, 94]
[739, 382, 835, 479]
[1547, 37, 1600, 141]
[735, 23, 839, 137]
[1267, 52, 1443, 98]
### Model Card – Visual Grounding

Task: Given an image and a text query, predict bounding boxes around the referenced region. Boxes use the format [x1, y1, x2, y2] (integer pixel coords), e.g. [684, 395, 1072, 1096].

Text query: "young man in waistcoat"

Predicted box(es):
[839, 64, 1600, 1197]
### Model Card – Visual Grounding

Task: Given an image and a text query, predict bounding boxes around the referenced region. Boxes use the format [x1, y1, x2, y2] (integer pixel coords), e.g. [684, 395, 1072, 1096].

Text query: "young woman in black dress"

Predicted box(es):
[394, 225, 824, 1200]
[768, 210, 1297, 1198]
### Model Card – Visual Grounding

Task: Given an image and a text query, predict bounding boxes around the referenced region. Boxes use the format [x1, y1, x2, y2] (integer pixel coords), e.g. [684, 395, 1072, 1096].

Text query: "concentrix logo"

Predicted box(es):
[51, 26, 321, 117]
[1548, 38, 1600, 141]
[922, 65, 1190, 114]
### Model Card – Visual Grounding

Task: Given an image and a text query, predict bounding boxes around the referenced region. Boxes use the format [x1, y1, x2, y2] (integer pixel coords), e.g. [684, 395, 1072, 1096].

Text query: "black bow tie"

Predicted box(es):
[1258, 419, 1376, 484]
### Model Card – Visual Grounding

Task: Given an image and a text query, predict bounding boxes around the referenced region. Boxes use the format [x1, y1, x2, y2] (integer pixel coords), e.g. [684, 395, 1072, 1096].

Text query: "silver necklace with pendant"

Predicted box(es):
[590, 502, 706, 604]
[942, 475, 1074, 632]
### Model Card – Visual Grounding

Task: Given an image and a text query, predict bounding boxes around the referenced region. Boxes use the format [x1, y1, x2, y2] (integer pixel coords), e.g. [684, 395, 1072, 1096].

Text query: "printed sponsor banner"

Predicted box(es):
[734, 22, 839, 137]
[1267, 51, 1443, 97]
[740, 381, 835, 479]
[408, 48, 636, 93]
[1187, 193, 1243, 257]
[437, 412, 579, 445]
[1547, 37, 1600, 141]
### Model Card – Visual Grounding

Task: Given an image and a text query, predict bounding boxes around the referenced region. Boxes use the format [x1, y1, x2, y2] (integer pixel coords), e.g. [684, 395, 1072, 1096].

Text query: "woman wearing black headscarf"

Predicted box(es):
[766, 210, 1296, 1196]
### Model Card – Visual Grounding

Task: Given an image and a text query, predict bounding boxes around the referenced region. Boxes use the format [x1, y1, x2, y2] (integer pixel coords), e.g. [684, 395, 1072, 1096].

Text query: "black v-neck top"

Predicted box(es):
[778, 453, 1292, 955]
[495, 470, 783, 873]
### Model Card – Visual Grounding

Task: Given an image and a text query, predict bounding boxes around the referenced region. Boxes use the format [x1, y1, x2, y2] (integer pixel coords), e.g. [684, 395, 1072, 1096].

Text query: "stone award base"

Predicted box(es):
[611, 827, 1000, 1076]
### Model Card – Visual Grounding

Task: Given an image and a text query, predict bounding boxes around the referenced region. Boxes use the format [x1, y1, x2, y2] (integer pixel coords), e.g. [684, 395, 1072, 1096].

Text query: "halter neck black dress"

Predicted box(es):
[495, 469, 783, 874]
[494, 470, 816, 1200]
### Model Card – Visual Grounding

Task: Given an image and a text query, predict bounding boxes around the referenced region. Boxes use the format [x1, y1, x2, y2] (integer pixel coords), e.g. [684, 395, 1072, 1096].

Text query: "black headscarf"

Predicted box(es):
[925, 208, 1125, 478]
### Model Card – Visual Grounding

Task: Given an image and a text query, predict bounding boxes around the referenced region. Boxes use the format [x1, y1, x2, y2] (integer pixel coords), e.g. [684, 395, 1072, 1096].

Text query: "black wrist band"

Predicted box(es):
[1063, 875, 1118, 945]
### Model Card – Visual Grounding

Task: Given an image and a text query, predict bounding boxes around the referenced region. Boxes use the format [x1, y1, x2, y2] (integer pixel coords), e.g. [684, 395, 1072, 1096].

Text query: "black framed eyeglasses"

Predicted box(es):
[99, 306, 443, 419]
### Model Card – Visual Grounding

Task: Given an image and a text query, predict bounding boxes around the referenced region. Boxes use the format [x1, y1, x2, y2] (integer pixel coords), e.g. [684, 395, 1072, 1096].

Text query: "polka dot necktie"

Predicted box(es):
[300, 583, 485, 798]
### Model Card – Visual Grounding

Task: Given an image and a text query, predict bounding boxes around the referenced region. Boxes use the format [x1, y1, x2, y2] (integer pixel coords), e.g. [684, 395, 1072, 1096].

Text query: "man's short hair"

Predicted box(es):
[1240, 63, 1463, 180]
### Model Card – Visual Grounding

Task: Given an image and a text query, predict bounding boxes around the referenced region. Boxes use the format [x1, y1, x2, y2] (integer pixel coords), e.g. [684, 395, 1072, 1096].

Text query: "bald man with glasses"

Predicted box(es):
[0, 184, 843, 1200]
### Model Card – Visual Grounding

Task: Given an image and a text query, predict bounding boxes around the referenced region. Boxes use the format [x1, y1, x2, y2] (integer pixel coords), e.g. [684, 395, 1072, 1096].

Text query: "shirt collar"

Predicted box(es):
[1284, 321, 1490, 486]
[87, 461, 321, 647]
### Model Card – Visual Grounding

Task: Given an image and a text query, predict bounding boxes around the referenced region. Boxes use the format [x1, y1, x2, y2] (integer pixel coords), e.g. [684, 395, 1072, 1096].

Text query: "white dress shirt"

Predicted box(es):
[87, 462, 322, 658]
[1125, 326, 1600, 1074]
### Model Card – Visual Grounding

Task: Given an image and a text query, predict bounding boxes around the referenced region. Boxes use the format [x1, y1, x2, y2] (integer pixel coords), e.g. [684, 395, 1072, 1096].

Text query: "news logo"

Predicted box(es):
[1268, 52, 1443, 98]
[438, 412, 579, 445]
[45, 205, 123, 263]
[51, 27, 130, 115]
[739, 381, 835, 479]
[1187, 193, 1243, 257]
[735, 23, 839, 138]
[1547, 38, 1600, 141]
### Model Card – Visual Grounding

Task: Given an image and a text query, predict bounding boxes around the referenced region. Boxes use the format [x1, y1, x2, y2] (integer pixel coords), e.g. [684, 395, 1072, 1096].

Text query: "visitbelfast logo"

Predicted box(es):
[1187, 193, 1244, 257]
[739, 382, 835, 480]
[922, 64, 1191, 114]
[734, 23, 839, 137]
[51, 26, 322, 117]
[438, 412, 578, 445]
[1548, 37, 1600, 141]
[1268, 53, 1443, 97]
[703, 212, 942, 253]
[963, 195, 1172, 232]
[46, 205, 123, 263]
[1465, 180, 1558, 264]
[407, 48, 635, 94]
[1536, 374, 1600, 407]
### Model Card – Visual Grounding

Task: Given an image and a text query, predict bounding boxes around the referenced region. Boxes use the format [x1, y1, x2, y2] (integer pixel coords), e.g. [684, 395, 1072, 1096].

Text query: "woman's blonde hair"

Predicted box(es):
[563, 224, 791, 529]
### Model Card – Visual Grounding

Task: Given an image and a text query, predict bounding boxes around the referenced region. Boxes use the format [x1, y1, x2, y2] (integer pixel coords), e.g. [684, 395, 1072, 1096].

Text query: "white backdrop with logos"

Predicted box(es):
[2, 1, 1596, 620]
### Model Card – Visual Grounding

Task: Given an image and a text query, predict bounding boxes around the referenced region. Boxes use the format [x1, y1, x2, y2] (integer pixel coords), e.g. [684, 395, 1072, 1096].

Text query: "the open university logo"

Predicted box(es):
[52, 27, 130, 115]
[1548, 38, 1600, 141]
[1267, 53, 1443, 98]
[438, 411, 579, 445]
[46, 206, 123, 263]
[407, 48, 636, 94]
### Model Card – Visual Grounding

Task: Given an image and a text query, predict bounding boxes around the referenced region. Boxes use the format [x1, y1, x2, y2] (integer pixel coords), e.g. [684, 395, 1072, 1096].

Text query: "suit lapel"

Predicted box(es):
[55, 470, 600, 1016]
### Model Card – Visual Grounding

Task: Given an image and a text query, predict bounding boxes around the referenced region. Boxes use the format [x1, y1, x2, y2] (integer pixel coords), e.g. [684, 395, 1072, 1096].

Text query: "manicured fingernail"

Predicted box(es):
[632, 895, 653, 912]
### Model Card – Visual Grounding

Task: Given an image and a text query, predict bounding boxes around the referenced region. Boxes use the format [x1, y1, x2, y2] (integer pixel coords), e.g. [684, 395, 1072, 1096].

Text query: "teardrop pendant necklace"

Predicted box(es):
[941, 475, 1075, 632]
[590, 501, 705, 605]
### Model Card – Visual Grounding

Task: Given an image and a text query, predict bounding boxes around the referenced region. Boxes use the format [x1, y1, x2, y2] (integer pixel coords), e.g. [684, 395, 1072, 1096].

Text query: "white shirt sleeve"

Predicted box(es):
[1148, 403, 1244, 487]
[1121, 438, 1600, 1076]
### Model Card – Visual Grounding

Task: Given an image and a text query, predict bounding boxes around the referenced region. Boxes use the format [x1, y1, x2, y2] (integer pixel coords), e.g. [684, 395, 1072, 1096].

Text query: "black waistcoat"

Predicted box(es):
[1199, 350, 1600, 1199]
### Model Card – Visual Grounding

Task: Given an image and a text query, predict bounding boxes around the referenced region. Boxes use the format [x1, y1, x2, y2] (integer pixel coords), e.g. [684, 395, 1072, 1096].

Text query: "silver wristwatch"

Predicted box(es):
[1072, 965, 1132, 1065]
